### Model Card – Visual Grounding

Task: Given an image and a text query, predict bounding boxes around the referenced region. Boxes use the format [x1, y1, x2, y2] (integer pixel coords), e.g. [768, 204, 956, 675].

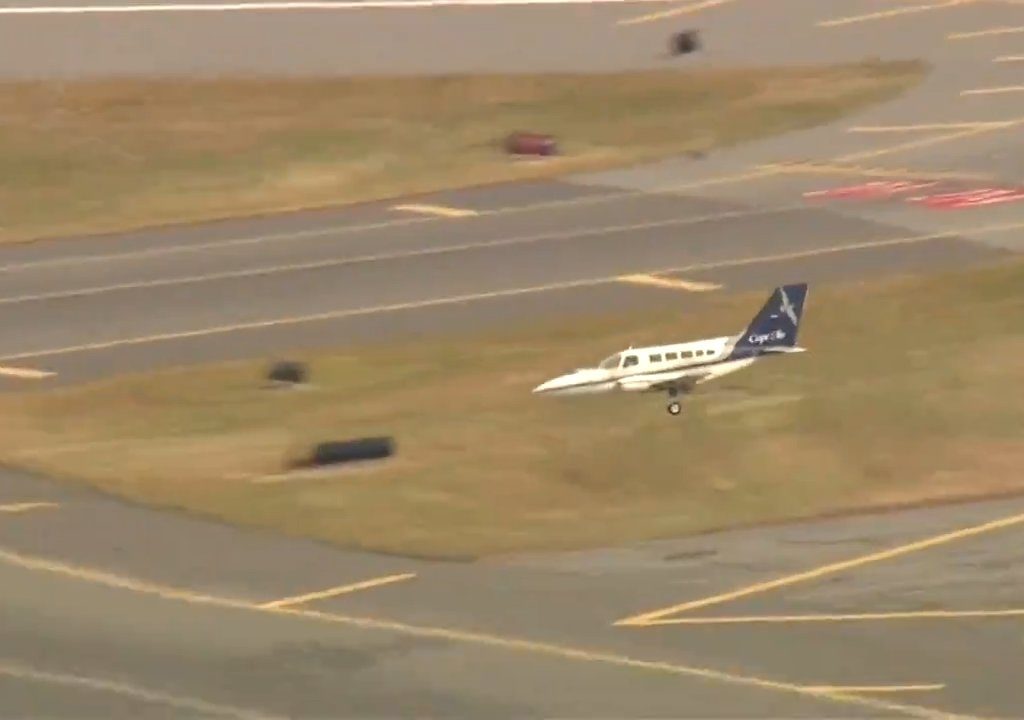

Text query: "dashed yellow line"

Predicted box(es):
[392, 204, 478, 218]
[949, 25, 1024, 39]
[0, 544, 983, 720]
[614, 509, 1024, 627]
[616, 0, 734, 26]
[259, 573, 416, 609]
[818, 0, 977, 28]
[961, 86, 1024, 96]
[0, 502, 58, 514]
[617, 274, 722, 292]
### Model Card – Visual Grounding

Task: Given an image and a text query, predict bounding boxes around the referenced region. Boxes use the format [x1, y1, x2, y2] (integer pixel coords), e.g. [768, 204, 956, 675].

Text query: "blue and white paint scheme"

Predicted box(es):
[532, 283, 809, 416]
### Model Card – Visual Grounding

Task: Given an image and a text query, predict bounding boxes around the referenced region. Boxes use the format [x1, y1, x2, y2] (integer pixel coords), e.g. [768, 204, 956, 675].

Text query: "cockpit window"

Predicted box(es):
[598, 353, 621, 370]
[622, 355, 639, 368]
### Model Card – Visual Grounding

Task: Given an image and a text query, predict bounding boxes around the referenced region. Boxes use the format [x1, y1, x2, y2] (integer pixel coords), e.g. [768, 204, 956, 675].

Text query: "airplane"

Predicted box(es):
[531, 283, 809, 416]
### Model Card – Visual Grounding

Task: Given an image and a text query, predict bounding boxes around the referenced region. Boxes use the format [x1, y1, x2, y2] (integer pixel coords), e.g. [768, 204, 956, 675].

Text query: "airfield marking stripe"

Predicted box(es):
[0, 206, 804, 308]
[758, 162, 992, 182]
[631, 608, 1024, 625]
[615, 0, 734, 26]
[0, 365, 55, 379]
[613, 510, 1024, 627]
[2, 219, 1024, 363]
[617, 274, 722, 291]
[259, 573, 416, 609]
[960, 86, 1024, 96]
[392, 204, 478, 218]
[994, 56, 1024, 62]
[847, 121, 1016, 133]
[833, 123, 1014, 163]
[817, 0, 977, 28]
[803, 685, 945, 694]
[0, 547, 981, 720]
[0, 502, 58, 514]
[0, 660, 284, 720]
[948, 25, 1024, 39]
[0, 0, 683, 14]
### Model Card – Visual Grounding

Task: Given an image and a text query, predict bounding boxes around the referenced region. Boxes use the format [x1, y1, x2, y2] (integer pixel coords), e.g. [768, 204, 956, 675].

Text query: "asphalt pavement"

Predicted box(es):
[2, 0, 1024, 717]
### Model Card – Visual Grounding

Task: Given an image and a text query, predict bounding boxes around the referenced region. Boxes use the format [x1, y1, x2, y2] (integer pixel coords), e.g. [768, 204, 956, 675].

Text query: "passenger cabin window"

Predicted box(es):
[665, 352, 678, 360]
[696, 350, 704, 356]
[622, 355, 639, 368]
[650, 354, 662, 362]
[681, 351, 693, 358]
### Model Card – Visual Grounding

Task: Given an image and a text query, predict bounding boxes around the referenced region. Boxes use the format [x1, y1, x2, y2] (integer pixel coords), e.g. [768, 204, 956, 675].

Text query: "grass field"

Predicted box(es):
[1, 258, 1022, 559]
[0, 60, 926, 243]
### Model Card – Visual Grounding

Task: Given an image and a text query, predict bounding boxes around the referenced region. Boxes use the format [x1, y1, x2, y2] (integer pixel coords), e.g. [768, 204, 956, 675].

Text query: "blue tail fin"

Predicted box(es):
[730, 283, 808, 356]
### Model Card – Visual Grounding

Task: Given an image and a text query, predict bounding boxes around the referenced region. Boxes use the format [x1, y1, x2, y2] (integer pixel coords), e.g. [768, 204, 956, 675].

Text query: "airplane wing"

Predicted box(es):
[619, 368, 712, 393]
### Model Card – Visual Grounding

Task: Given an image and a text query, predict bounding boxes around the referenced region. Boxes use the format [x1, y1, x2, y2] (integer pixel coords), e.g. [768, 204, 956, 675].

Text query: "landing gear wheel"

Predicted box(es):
[667, 401, 682, 416]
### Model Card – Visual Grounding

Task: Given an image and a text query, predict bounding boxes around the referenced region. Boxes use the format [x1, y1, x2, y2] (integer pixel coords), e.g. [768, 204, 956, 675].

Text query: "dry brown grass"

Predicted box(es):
[0, 256, 1022, 558]
[0, 60, 926, 243]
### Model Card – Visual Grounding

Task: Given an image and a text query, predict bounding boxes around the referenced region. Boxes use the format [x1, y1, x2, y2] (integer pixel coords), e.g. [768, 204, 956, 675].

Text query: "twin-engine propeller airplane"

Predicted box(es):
[532, 283, 809, 416]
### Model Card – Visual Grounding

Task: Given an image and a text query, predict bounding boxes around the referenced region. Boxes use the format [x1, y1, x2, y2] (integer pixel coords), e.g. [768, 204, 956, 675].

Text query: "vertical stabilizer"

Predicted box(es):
[729, 283, 808, 356]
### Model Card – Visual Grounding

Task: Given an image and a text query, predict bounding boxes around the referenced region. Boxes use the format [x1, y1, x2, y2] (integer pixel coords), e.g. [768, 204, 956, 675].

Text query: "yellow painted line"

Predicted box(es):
[260, 573, 416, 609]
[3, 220, 1024, 364]
[818, 0, 976, 28]
[392, 204, 478, 218]
[961, 85, 1024, 96]
[0, 546, 984, 720]
[949, 25, 1024, 39]
[0, 660, 283, 720]
[0, 502, 58, 514]
[636, 608, 1024, 625]
[994, 55, 1024, 62]
[615, 509, 1024, 627]
[804, 684, 945, 695]
[617, 274, 722, 292]
[0, 365, 55, 379]
[847, 121, 1016, 133]
[616, 0, 733, 26]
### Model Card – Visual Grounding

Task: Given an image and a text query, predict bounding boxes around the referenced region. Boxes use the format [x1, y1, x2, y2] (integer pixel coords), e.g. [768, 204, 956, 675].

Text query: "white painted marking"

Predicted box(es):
[0, 0, 678, 13]
[994, 56, 1024, 63]
[949, 25, 1024, 39]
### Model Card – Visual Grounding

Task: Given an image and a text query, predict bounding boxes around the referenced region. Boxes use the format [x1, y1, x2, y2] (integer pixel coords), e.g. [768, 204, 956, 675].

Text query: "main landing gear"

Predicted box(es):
[666, 387, 682, 416]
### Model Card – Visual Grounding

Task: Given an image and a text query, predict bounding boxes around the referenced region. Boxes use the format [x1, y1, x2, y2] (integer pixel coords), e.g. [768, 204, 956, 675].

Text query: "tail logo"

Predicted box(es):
[777, 287, 799, 326]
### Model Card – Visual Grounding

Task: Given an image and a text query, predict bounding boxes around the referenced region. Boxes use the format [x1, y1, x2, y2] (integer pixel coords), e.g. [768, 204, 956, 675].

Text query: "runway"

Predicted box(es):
[2, 0, 1024, 717]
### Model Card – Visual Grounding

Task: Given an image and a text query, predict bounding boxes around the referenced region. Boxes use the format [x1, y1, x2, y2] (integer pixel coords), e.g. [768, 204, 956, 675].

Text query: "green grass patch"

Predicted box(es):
[1, 258, 1022, 558]
[0, 60, 926, 243]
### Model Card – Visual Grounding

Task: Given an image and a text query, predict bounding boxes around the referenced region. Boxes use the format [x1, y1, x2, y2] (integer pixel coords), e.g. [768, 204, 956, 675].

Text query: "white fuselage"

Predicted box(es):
[532, 334, 757, 396]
